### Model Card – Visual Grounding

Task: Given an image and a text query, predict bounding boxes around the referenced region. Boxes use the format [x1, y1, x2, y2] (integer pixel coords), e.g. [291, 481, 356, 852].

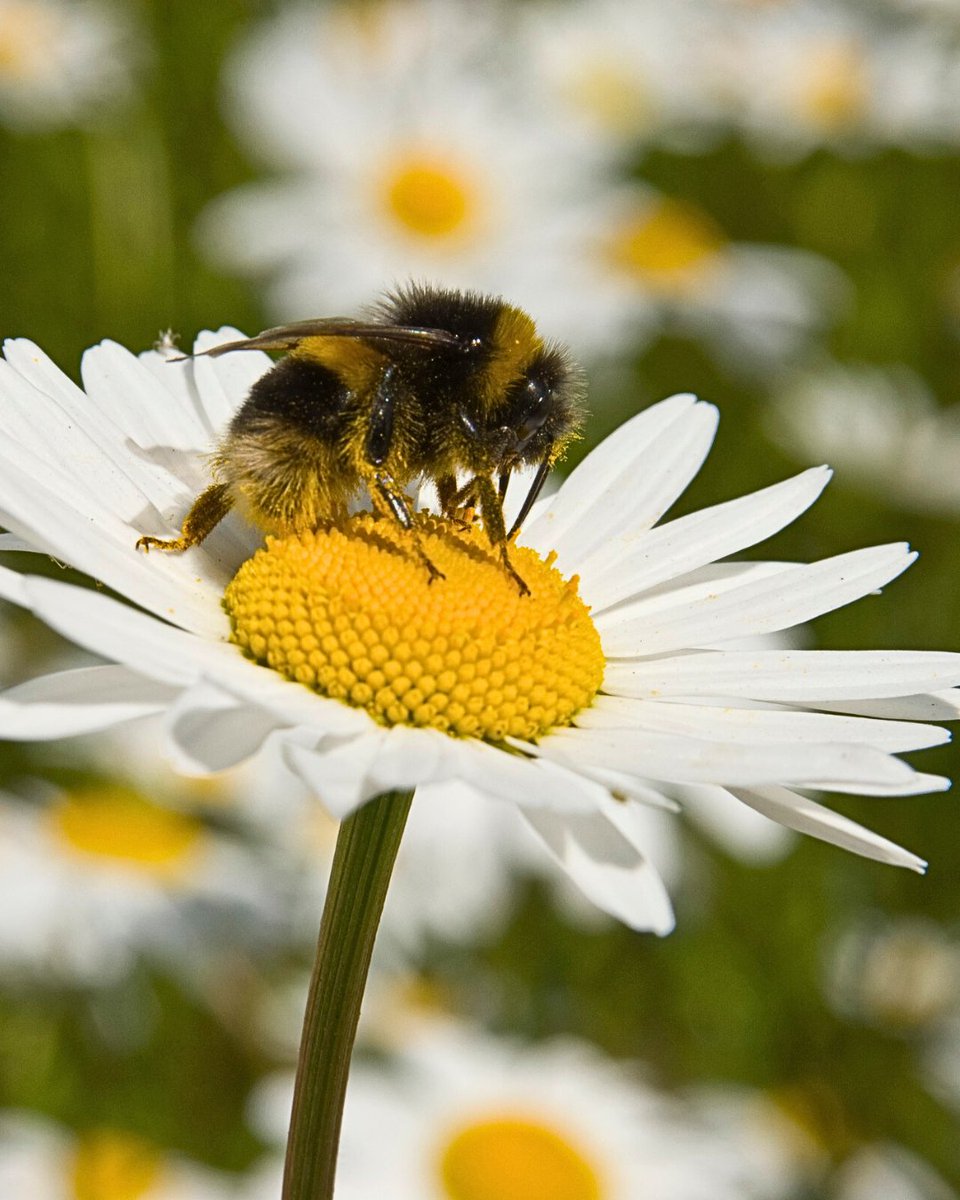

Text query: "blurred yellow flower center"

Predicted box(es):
[565, 59, 654, 134]
[0, 2, 58, 80]
[224, 514, 604, 742]
[382, 156, 473, 240]
[798, 40, 868, 131]
[49, 785, 204, 879]
[70, 1130, 163, 1200]
[438, 1115, 604, 1200]
[606, 198, 726, 292]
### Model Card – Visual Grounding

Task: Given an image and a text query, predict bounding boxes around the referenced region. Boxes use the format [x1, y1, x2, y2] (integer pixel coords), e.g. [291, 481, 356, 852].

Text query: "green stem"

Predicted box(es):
[281, 789, 414, 1200]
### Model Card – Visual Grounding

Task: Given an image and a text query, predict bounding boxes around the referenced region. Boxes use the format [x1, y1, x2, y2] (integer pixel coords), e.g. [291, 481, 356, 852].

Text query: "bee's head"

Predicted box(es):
[494, 343, 586, 469]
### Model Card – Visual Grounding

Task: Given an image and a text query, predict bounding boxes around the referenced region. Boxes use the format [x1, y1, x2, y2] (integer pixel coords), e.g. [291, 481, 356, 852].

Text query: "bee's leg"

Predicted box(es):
[436, 473, 478, 528]
[436, 473, 460, 517]
[136, 483, 232, 553]
[472, 474, 529, 596]
[363, 366, 443, 582]
[369, 470, 445, 584]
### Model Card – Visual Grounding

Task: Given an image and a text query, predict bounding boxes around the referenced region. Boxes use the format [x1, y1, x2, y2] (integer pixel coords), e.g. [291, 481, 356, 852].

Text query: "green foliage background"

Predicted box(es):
[0, 2, 958, 1195]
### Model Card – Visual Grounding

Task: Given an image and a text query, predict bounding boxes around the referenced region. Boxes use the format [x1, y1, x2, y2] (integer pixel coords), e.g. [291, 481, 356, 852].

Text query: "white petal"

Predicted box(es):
[806, 691, 960, 720]
[0, 450, 229, 639]
[453, 740, 603, 812]
[520, 802, 675, 934]
[731, 785, 927, 872]
[0, 534, 38, 552]
[367, 725, 466, 793]
[284, 733, 388, 819]
[163, 681, 284, 774]
[541, 726, 923, 791]
[603, 650, 960, 703]
[80, 339, 210, 452]
[584, 467, 832, 612]
[0, 666, 176, 739]
[191, 328, 274, 432]
[597, 544, 917, 656]
[580, 695, 950, 753]
[5, 573, 214, 685]
[523, 394, 715, 558]
[0, 564, 28, 606]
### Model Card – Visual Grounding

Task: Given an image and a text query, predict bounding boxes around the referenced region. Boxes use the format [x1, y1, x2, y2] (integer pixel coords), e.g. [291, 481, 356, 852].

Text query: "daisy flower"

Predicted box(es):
[0, 768, 285, 986]
[718, 0, 960, 157]
[566, 188, 849, 370]
[832, 1143, 958, 1200]
[517, 0, 730, 153]
[0, 0, 137, 131]
[0, 1112, 233, 1200]
[245, 1018, 799, 1200]
[200, 1, 844, 372]
[769, 362, 960, 516]
[200, 0, 606, 324]
[824, 914, 960, 1033]
[0, 329, 958, 937]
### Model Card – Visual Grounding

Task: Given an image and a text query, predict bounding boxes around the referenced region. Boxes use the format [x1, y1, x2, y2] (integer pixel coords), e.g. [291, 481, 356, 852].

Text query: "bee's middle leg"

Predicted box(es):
[367, 469, 445, 584]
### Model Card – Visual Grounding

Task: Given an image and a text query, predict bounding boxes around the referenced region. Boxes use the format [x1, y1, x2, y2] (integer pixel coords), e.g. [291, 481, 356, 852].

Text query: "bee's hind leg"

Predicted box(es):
[136, 482, 232, 553]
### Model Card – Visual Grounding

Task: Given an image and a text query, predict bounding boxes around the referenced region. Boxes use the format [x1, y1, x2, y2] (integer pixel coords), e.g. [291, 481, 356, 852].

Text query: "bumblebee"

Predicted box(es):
[137, 284, 585, 593]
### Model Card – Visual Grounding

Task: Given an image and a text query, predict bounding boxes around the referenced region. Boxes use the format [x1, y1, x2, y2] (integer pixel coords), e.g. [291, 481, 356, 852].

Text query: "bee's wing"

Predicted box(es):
[180, 319, 462, 359]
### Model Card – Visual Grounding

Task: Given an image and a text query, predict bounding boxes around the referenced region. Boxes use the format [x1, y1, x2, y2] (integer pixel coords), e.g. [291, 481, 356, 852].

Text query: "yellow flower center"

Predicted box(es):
[70, 1130, 164, 1200]
[0, 2, 58, 80]
[564, 59, 655, 135]
[797, 40, 868, 132]
[606, 198, 726, 293]
[381, 155, 475, 241]
[224, 514, 603, 743]
[438, 1114, 605, 1200]
[49, 785, 205, 880]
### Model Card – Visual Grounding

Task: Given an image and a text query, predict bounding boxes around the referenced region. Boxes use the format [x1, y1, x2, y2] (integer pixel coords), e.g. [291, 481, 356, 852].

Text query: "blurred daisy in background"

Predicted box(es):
[517, 0, 729, 153]
[200, 0, 846, 375]
[0, 776, 282, 988]
[717, 0, 960, 157]
[768, 362, 960, 516]
[832, 1143, 958, 1200]
[1, 332, 958, 942]
[0, 1113, 234, 1200]
[245, 1017, 800, 1200]
[0, 0, 138, 131]
[824, 914, 960, 1034]
[200, 0, 605, 324]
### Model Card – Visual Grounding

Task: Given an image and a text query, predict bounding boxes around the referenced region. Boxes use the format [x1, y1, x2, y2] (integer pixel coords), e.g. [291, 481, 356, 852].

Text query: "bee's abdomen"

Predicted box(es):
[230, 355, 350, 441]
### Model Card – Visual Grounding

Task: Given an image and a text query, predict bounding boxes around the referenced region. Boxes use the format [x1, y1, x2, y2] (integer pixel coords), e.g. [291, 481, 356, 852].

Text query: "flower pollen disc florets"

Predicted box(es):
[224, 513, 604, 742]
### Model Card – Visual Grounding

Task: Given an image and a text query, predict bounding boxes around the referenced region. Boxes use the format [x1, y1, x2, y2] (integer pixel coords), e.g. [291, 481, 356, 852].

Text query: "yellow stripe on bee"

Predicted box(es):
[294, 336, 387, 394]
[481, 306, 543, 412]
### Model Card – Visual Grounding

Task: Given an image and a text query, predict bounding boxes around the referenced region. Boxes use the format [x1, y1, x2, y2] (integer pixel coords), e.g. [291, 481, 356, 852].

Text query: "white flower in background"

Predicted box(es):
[824, 915, 960, 1032]
[567, 189, 849, 370]
[769, 362, 960, 516]
[719, 0, 960, 156]
[1, 332, 959, 938]
[0, 776, 283, 986]
[832, 1143, 958, 1200]
[0, 0, 137, 130]
[517, 0, 729, 152]
[245, 1019, 799, 1200]
[201, 0, 845, 370]
[201, 0, 605, 325]
[0, 1112, 233, 1200]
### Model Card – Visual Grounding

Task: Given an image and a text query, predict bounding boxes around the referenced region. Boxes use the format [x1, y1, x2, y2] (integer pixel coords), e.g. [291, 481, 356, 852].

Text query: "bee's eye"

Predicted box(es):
[516, 377, 551, 443]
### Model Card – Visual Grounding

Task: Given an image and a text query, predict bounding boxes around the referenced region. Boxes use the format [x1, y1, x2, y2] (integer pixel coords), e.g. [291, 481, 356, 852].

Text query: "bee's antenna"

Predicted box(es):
[507, 457, 551, 540]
